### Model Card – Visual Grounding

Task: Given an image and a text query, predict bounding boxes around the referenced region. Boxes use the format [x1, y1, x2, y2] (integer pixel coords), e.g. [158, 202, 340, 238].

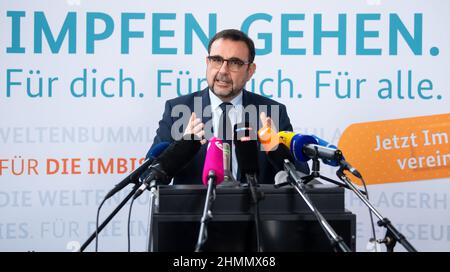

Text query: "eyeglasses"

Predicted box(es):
[207, 55, 251, 71]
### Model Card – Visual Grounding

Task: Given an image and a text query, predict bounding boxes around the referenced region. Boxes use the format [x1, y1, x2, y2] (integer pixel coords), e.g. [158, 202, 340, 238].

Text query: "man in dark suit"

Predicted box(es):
[151, 29, 309, 184]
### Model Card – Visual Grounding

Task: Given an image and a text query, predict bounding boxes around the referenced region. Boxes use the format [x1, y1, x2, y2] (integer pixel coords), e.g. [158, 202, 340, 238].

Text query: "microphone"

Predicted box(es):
[279, 132, 361, 178]
[202, 137, 225, 186]
[311, 135, 338, 149]
[103, 142, 170, 200]
[133, 137, 201, 199]
[279, 131, 336, 162]
[234, 122, 259, 176]
[277, 131, 318, 162]
[278, 131, 295, 149]
[302, 144, 343, 162]
[278, 131, 339, 163]
[222, 142, 232, 181]
[258, 127, 296, 174]
[311, 135, 340, 166]
[196, 137, 224, 252]
[220, 142, 239, 187]
[257, 123, 279, 152]
[234, 123, 264, 252]
[145, 142, 171, 161]
[305, 135, 361, 178]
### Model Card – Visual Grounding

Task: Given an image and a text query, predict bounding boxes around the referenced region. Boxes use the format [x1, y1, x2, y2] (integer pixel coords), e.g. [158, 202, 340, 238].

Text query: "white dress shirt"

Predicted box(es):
[208, 89, 243, 180]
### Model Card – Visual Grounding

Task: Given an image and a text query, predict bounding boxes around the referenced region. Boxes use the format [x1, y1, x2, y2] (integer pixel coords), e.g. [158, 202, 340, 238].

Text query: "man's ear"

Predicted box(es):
[246, 63, 256, 81]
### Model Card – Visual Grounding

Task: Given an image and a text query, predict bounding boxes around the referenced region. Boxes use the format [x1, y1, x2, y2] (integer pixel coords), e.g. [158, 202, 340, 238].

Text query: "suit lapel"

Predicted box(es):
[200, 88, 212, 127]
[197, 88, 211, 165]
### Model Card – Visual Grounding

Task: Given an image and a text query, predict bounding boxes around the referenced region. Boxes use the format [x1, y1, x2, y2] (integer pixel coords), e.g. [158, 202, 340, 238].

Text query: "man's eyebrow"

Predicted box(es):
[209, 55, 243, 60]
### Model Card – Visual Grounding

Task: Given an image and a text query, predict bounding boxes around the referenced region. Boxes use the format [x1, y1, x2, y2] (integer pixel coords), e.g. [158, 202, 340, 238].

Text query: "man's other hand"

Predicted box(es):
[184, 112, 207, 145]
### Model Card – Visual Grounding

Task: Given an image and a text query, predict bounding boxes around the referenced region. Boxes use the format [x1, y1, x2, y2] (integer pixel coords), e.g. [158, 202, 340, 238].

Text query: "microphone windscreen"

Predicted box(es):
[311, 135, 340, 166]
[222, 142, 231, 172]
[311, 135, 337, 149]
[278, 131, 295, 150]
[234, 123, 259, 175]
[202, 137, 224, 185]
[274, 170, 289, 186]
[290, 134, 318, 162]
[257, 125, 279, 152]
[222, 142, 231, 158]
[267, 144, 294, 172]
[146, 142, 170, 159]
[156, 137, 201, 178]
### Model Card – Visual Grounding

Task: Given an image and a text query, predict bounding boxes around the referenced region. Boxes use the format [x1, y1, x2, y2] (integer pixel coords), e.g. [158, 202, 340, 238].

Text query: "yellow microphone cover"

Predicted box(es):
[278, 131, 295, 149]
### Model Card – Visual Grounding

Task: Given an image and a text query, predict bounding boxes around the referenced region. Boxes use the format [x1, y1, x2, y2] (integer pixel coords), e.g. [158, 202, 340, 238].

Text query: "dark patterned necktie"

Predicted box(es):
[218, 102, 233, 170]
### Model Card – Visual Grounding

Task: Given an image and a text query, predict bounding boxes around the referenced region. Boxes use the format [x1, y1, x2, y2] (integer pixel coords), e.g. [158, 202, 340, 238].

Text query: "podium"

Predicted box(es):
[151, 183, 356, 252]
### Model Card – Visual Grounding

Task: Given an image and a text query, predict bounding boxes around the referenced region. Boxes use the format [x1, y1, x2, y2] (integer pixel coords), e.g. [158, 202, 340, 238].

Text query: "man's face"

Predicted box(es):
[206, 38, 256, 101]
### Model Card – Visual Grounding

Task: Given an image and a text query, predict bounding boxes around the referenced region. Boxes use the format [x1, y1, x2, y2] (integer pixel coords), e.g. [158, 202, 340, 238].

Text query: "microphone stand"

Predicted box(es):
[302, 157, 367, 196]
[245, 174, 264, 252]
[282, 159, 352, 252]
[195, 170, 217, 252]
[79, 183, 140, 252]
[145, 185, 158, 252]
[336, 164, 417, 252]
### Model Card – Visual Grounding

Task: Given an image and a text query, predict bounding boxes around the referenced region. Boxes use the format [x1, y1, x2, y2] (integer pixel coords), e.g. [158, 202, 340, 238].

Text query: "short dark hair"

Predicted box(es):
[207, 29, 255, 63]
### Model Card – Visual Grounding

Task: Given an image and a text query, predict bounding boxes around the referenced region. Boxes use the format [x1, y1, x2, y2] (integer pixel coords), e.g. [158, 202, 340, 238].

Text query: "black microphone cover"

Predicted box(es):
[267, 144, 294, 172]
[155, 136, 201, 178]
[302, 144, 342, 162]
[234, 123, 259, 175]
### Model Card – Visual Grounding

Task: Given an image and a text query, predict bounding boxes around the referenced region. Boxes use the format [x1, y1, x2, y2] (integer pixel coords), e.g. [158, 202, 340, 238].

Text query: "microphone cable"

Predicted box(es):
[95, 197, 108, 252]
[359, 175, 378, 251]
[344, 168, 377, 251]
[127, 196, 137, 252]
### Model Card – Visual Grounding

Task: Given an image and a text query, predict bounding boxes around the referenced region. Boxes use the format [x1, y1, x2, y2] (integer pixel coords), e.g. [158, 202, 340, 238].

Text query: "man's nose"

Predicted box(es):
[218, 60, 230, 73]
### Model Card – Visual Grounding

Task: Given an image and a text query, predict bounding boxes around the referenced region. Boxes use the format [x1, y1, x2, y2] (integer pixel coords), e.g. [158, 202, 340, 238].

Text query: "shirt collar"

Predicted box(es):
[208, 88, 243, 111]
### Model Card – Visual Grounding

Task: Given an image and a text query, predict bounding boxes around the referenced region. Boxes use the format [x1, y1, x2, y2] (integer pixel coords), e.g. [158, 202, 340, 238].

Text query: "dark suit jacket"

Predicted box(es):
[150, 88, 309, 185]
